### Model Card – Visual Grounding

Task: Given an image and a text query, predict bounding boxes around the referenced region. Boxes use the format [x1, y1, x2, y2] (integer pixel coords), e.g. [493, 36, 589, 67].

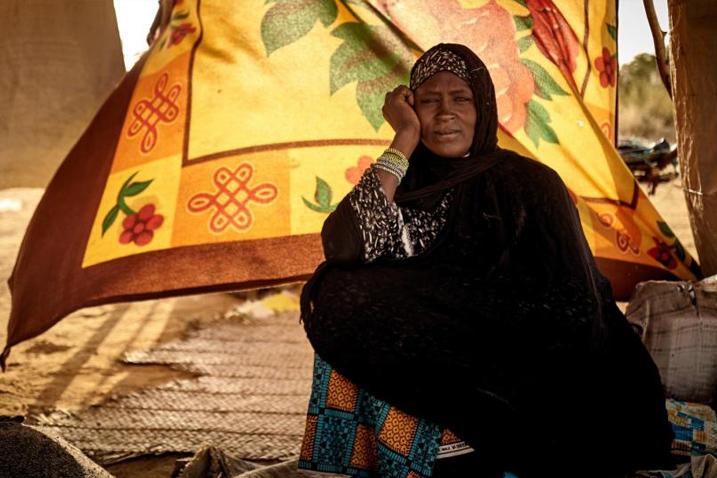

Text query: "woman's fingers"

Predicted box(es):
[382, 86, 420, 136]
[405, 89, 415, 107]
[384, 86, 411, 106]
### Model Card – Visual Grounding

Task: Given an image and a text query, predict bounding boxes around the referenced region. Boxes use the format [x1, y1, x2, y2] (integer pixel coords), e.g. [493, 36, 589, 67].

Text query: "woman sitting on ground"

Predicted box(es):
[299, 43, 674, 478]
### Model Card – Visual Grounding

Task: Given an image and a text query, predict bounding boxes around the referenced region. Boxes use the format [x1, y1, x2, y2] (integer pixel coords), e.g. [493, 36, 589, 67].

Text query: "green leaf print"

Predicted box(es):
[303, 176, 338, 213]
[525, 99, 559, 147]
[330, 22, 411, 130]
[101, 205, 120, 237]
[607, 24, 617, 41]
[314, 176, 333, 206]
[261, 0, 338, 56]
[122, 179, 153, 198]
[517, 35, 534, 53]
[658, 221, 675, 238]
[514, 15, 533, 32]
[521, 59, 569, 100]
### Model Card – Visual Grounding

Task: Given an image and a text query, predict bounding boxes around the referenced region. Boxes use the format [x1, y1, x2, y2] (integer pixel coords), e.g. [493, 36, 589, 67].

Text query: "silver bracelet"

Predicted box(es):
[374, 161, 406, 181]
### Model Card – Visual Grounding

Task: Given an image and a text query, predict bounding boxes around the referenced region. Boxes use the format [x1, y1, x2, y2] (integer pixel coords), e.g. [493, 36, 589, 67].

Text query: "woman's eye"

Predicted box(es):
[456, 97, 471, 102]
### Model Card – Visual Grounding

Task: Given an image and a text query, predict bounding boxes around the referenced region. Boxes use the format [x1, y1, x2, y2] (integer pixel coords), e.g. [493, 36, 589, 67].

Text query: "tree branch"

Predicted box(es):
[643, 0, 673, 97]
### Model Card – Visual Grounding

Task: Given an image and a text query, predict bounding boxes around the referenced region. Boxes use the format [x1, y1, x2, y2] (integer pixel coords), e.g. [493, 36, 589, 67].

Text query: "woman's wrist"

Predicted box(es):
[374, 155, 407, 181]
[390, 127, 420, 159]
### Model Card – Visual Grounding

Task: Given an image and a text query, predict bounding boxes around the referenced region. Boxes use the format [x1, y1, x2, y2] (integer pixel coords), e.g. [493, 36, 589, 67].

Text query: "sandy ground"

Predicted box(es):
[0, 188, 249, 417]
[0, 189, 281, 476]
[0, 177, 699, 476]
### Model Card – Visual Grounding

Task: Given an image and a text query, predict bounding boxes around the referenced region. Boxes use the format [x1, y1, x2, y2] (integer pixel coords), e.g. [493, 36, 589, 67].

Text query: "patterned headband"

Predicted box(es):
[410, 48, 471, 89]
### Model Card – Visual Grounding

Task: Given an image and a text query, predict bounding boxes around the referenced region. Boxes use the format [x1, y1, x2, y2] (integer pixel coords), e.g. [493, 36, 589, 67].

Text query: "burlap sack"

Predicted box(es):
[626, 275, 717, 405]
[0, 416, 113, 478]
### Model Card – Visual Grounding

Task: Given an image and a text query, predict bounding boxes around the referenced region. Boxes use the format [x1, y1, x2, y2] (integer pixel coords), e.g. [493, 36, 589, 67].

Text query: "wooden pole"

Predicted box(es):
[643, 0, 672, 97]
[668, 0, 717, 276]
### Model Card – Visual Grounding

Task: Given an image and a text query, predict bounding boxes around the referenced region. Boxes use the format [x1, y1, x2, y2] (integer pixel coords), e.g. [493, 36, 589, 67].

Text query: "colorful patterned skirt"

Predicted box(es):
[299, 354, 456, 477]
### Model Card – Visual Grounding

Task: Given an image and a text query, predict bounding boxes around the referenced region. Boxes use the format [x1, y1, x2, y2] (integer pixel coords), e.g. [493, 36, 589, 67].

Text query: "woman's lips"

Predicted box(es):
[434, 130, 460, 141]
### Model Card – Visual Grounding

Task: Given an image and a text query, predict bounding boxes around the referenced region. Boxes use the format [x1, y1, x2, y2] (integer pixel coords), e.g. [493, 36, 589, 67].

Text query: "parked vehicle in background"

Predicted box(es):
[618, 138, 678, 194]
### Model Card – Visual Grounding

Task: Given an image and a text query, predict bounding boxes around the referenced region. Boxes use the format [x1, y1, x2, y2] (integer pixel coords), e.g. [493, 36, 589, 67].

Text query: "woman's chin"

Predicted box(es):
[423, 142, 470, 158]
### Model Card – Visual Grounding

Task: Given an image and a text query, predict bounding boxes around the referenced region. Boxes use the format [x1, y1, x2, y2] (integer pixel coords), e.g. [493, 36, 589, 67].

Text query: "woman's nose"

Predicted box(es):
[437, 99, 455, 118]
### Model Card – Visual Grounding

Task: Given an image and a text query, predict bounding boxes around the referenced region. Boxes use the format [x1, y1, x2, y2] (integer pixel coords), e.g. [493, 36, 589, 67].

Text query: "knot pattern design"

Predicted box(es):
[188, 163, 278, 233]
[127, 73, 181, 153]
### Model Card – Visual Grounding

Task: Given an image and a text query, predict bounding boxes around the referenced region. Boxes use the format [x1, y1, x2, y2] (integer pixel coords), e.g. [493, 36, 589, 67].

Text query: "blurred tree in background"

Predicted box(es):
[618, 53, 675, 143]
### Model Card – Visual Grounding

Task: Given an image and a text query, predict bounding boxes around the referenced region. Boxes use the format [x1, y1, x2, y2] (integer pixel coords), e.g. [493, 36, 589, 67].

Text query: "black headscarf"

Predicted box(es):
[301, 44, 673, 477]
[395, 43, 503, 211]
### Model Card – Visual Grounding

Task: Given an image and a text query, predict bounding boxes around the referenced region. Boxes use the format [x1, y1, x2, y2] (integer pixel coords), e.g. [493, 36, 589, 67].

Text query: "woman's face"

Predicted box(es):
[414, 71, 477, 158]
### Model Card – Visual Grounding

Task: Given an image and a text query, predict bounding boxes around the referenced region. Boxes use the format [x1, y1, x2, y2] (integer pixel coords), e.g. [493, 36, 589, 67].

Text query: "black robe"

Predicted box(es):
[301, 152, 674, 477]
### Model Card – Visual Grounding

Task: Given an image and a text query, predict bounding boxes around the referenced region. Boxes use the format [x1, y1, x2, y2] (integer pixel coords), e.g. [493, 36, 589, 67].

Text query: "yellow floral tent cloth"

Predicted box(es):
[3, 0, 700, 366]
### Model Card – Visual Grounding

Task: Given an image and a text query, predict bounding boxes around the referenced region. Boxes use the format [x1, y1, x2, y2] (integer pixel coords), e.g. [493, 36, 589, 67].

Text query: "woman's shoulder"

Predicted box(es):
[473, 150, 567, 204]
[491, 150, 563, 185]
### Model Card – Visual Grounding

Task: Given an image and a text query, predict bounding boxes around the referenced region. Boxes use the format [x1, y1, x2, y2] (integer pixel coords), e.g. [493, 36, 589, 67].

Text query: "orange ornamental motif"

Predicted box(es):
[597, 207, 642, 255]
[127, 73, 181, 154]
[567, 188, 641, 258]
[326, 370, 360, 411]
[377, 408, 419, 455]
[299, 415, 318, 461]
[349, 425, 378, 469]
[345, 155, 374, 185]
[377, 0, 535, 133]
[187, 163, 278, 234]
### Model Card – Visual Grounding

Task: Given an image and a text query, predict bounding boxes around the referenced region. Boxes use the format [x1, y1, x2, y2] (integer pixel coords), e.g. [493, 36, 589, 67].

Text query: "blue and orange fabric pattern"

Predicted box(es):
[667, 400, 717, 458]
[299, 355, 446, 477]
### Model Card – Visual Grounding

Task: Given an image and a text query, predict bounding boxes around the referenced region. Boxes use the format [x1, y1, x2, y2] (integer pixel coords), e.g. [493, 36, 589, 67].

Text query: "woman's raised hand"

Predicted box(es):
[382, 86, 421, 158]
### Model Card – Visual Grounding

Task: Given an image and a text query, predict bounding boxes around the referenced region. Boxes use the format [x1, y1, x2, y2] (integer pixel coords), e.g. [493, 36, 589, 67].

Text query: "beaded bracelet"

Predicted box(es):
[374, 161, 406, 181]
[384, 147, 409, 165]
[375, 148, 409, 181]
